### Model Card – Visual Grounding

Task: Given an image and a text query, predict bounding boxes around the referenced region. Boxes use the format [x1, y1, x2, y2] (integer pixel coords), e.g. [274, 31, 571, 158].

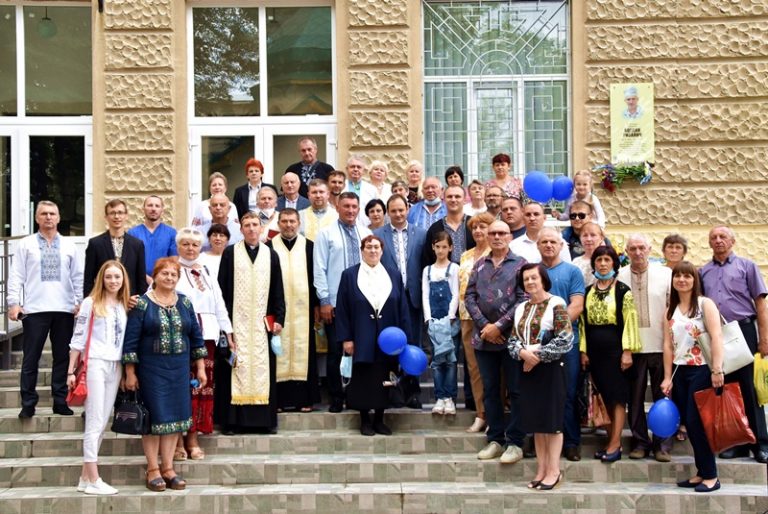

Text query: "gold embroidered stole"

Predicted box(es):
[231, 242, 271, 405]
[271, 236, 310, 382]
[303, 209, 338, 241]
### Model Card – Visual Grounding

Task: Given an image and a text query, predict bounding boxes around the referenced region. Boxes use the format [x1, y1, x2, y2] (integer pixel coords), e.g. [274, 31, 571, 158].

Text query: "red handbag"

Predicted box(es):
[66, 311, 94, 407]
[694, 382, 756, 454]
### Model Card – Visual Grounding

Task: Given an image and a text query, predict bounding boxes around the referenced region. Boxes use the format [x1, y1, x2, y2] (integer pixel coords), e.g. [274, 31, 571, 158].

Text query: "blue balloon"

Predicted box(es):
[647, 398, 680, 438]
[398, 344, 428, 376]
[523, 171, 553, 203]
[552, 176, 574, 201]
[378, 327, 407, 356]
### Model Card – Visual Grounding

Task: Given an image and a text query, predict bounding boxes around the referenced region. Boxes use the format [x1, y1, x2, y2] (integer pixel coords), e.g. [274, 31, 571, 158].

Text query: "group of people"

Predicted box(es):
[7, 136, 768, 495]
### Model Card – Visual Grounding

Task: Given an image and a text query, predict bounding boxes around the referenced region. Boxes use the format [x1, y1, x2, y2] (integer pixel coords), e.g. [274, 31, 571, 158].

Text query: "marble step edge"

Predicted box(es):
[0, 454, 763, 488]
[0, 482, 765, 514]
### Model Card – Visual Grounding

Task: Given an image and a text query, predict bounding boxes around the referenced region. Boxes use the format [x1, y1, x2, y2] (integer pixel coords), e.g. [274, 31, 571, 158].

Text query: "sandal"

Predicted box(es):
[300, 407, 313, 413]
[188, 446, 205, 460]
[145, 467, 166, 492]
[676, 428, 688, 441]
[161, 468, 186, 490]
[173, 447, 187, 461]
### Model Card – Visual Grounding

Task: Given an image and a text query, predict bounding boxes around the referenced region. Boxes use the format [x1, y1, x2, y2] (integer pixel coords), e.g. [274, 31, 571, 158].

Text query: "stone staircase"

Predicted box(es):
[0, 350, 767, 513]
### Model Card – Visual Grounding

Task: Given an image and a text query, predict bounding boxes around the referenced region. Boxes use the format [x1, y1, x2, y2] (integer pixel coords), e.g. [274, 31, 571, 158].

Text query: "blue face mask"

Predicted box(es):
[593, 269, 616, 280]
[340, 355, 353, 379]
[270, 334, 283, 356]
[424, 197, 442, 207]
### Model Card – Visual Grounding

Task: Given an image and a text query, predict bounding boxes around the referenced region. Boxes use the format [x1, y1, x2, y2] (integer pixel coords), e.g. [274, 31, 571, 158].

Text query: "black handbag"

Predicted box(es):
[216, 330, 230, 358]
[111, 390, 151, 435]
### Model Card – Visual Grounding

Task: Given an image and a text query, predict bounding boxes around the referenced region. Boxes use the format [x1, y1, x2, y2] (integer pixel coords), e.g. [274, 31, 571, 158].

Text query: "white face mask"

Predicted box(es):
[178, 256, 198, 267]
[340, 355, 353, 380]
[270, 334, 283, 356]
[260, 208, 275, 218]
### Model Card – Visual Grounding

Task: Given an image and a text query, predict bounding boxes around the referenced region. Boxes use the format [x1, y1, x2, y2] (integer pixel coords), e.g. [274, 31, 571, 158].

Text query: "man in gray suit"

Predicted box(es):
[374, 194, 427, 408]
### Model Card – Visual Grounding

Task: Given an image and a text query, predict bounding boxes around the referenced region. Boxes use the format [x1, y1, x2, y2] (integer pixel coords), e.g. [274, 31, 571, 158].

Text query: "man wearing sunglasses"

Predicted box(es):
[561, 201, 596, 260]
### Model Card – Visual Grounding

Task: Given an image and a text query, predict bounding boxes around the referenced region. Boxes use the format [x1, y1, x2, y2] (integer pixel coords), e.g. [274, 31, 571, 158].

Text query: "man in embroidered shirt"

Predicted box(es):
[423, 185, 476, 267]
[313, 192, 372, 412]
[84, 199, 147, 304]
[343, 155, 377, 225]
[285, 136, 335, 197]
[300, 179, 338, 241]
[267, 208, 320, 411]
[216, 212, 286, 434]
[700, 225, 768, 463]
[8, 201, 84, 418]
[407, 177, 446, 231]
[464, 220, 527, 463]
[537, 227, 585, 461]
[509, 202, 571, 264]
[128, 195, 178, 286]
[198, 193, 243, 252]
[616, 234, 674, 462]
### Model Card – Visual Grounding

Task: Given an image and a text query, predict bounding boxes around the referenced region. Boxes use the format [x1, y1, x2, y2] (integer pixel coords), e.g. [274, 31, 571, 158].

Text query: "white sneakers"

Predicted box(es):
[432, 398, 456, 415]
[499, 444, 524, 464]
[76, 477, 89, 492]
[477, 442, 524, 463]
[443, 398, 456, 415]
[83, 477, 118, 495]
[477, 441, 504, 460]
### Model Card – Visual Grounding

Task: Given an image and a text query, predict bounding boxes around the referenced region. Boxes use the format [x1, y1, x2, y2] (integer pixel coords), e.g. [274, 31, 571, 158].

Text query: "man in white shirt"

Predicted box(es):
[300, 179, 338, 241]
[7, 201, 83, 418]
[618, 234, 673, 462]
[509, 202, 571, 263]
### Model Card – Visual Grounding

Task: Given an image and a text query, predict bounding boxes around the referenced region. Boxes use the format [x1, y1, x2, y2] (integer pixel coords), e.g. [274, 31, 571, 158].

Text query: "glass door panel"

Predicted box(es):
[475, 87, 517, 180]
[0, 6, 16, 116]
[200, 136, 255, 196]
[0, 136, 10, 236]
[29, 136, 84, 235]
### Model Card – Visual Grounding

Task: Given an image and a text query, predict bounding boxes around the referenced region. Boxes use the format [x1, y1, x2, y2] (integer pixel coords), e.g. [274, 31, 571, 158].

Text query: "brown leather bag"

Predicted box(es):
[585, 376, 610, 428]
[694, 382, 756, 454]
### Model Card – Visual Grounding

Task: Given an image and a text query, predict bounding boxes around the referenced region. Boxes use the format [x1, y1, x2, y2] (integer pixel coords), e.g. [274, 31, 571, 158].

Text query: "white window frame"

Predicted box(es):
[0, 1, 93, 238]
[186, 1, 337, 221]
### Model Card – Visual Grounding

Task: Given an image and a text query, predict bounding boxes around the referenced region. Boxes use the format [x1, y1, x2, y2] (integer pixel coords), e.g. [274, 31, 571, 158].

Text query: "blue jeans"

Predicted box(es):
[432, 361, 457, 400]
[563, 339, 581, 449]
[475, 349, 524, 447]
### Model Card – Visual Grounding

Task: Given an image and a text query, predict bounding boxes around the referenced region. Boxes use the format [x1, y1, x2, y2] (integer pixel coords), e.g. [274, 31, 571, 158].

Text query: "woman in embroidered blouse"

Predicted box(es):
[572, 222, 606, 288]
[484, 153, 523, 200]
[123, 257, 206, 492]
[508, 263, 573, 490]
[174, 228, 234, 461]
[660, 261, 724, 493]
[579, 246, 641, 463]
[335, 235, 411, 436]
[458, 212, 494, 433]
[67, 260, 130, 496]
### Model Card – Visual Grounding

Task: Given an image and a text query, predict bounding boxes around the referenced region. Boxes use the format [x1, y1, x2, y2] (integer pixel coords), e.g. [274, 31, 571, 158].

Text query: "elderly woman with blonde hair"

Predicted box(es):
[368, 160, 392, 203]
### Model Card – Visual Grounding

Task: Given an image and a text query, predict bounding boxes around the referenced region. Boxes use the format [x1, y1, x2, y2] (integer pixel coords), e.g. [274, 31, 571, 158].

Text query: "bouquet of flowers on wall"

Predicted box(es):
[592, 161, 653, 192]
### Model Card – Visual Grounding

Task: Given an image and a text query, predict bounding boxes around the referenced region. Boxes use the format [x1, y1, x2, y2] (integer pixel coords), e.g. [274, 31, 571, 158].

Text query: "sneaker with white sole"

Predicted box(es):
[431, 398, 446, 415]
[76, 477, 90, 492]
[84, 478, 118, 495]
[477, 441, 504, 460]
[499, 444, 524, 464]
[443, 398, 456, 415]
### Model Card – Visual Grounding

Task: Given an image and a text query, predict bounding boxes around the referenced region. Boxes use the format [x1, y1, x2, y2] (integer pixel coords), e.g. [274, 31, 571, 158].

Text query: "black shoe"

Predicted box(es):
[677, 478, 702, 488]
[221, 426, 236, 436]
[601, 448, 622, 463]
[18, 406, 34, 419]
[53, 404, 74, 416]
[718, 447, 749, 459]
[329, 399, 344, 413]
[405, 396, 422, 410]
[360, 423, 375, 436]
[754, 450, 768, 463]
[373, 421, 392, 436]
[694, 479, 721, 493]
[564, 447, 581, 462]
[593, 449, 606, 460]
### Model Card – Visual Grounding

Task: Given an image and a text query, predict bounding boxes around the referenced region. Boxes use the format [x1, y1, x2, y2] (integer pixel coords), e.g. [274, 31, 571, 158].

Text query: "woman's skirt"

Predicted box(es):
[137, 351, 192, 435]
[519, 358, 566, 434]
[346, 360, 395, 411]
[585, 324, 631, 407]
[189, 340, 216, 434]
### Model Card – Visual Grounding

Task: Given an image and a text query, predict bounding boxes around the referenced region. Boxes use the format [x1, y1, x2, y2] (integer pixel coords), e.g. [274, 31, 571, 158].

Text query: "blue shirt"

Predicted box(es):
[546, 260, 585, 334]
[407, 201, 446, 231]
[128, 223, 178, 275]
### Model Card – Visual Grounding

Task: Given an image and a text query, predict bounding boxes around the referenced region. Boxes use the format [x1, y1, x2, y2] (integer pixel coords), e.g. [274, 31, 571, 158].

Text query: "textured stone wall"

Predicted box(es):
[341, 0, 421, 181]
[95, 0, 177, 227]
[578, 1, 768, 267]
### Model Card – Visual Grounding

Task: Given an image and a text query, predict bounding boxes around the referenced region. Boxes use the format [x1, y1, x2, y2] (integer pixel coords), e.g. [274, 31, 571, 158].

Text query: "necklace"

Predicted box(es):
[593, 279, 614, 301]
[149, 289, 176, 308]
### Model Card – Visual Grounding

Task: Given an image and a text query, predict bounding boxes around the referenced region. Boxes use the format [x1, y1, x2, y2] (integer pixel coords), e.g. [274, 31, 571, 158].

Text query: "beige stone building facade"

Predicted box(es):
[1, 0, 766, 268]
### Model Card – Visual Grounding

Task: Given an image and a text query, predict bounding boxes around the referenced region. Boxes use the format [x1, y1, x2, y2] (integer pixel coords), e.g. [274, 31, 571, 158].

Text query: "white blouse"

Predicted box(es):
[69, 297, 127, 362]
[176, 264, 233, 340]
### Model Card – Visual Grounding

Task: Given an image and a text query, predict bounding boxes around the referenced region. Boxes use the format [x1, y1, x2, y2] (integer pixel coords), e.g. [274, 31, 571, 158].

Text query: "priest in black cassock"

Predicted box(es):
[216, 211, 285, 434]
[267, 208, 321, 411]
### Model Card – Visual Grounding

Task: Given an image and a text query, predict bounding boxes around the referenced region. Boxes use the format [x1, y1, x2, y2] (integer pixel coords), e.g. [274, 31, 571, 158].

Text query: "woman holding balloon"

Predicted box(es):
[335, 235, 413, 436]
[660, 261, 724, 493]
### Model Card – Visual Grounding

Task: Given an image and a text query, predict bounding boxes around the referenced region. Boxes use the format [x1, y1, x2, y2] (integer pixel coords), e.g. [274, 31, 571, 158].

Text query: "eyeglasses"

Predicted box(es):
[107, 211, 126, 217]
[569, 212, 588, 220]
[488, 231, 510, 237]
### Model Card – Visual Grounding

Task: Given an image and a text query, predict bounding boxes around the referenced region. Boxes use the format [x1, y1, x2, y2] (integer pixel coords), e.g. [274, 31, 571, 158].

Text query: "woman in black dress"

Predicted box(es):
[507, 263, 573, 490]
[579, 246, 641, 463]
[335, 235, 411, 436]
